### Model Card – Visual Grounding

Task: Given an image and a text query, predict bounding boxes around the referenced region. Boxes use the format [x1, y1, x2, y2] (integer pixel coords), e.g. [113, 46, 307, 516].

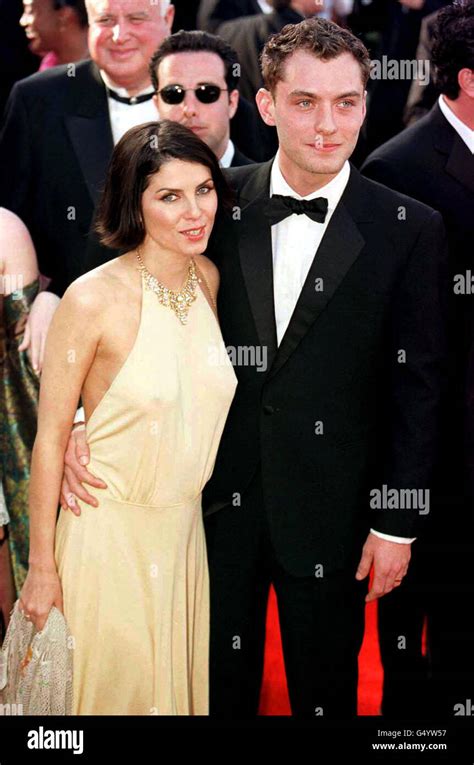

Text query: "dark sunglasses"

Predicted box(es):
[157, 84, 228, 105]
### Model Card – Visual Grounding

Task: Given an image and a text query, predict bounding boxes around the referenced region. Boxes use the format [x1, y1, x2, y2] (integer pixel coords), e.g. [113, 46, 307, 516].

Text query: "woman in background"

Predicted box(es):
[0, 208, 42, 637]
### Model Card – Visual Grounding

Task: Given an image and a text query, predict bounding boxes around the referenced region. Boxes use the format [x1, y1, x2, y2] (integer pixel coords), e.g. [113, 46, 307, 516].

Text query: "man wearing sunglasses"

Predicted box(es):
[149, 30, 254, 168]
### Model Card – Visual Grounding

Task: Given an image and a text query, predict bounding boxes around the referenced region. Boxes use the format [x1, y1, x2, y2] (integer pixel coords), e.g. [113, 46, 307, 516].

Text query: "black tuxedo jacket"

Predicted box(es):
[203, 161, 447, 577]
[362, 104, 474, 502]
[0, 59, 261, 294]
[362, 104, 474, 520]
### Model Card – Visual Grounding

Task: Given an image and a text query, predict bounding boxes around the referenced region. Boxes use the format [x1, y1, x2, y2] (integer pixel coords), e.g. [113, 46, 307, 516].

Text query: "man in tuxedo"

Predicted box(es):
[62, 17, 447, 717]
[362, 1, 474, 716]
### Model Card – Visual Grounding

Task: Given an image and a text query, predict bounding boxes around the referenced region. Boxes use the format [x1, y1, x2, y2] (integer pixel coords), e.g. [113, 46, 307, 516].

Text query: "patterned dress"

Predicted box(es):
[0, 279, 40, 594]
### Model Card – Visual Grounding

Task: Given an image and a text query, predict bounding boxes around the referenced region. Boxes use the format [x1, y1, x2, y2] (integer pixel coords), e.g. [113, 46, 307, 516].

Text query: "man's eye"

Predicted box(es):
[339, 100, 355, 108]
[297, 100, 312, 108]
[96, 16, 114, 25]
[129, 15, 148, 23]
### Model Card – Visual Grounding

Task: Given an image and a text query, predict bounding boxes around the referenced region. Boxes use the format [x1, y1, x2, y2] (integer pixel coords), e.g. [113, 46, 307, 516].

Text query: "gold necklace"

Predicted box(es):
[135, 250, 198, 325]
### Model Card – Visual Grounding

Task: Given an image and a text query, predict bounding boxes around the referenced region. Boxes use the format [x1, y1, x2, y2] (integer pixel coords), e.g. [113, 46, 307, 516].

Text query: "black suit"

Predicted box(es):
[404, 10, 440, 127]
[218, 8, 303, 104]
[230, 146, 253, 166]
[0, 60, 112, 296]
[203, 160, 447, 716]
[197, 0, 261, 32]
[0, 60, 262, 294]
[362, 103, 474, 716]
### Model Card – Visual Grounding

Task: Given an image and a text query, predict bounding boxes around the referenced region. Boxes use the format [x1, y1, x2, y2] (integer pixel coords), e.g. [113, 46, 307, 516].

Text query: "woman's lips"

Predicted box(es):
[180, 225, 206, 242]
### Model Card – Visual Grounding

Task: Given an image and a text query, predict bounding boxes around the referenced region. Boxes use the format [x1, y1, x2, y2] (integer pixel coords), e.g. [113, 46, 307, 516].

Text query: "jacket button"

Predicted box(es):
[263, 405, 275, 415]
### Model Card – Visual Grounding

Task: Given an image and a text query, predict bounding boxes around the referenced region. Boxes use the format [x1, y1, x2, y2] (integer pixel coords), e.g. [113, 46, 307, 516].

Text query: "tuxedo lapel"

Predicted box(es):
[432, 103, 474, 194]
[445, 135, 474, 194]
[238, 161, 278, 367]
[267, 166, 368, 382]
[64, 62, 114, 207]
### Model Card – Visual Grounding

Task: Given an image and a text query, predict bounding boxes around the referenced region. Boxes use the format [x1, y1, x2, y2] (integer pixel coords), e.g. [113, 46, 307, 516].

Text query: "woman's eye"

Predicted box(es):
[161, 194, 177, 203]
[197, 185, 213, 195]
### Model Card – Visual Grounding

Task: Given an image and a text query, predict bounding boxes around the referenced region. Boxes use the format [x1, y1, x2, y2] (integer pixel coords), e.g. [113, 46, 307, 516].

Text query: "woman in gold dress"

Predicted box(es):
[18, 121, 237, 715]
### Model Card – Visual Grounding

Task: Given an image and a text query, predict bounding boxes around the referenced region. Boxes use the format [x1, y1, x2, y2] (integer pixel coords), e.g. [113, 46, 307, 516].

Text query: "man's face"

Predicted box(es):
[257, 50, 366, 190]
[20, 0, 58, 55]
[153, 51, 239, 161]
[87, 0, 174, 89]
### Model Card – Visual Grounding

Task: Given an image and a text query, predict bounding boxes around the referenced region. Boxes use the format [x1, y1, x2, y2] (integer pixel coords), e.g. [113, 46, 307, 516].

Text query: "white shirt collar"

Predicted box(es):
[270, 150, 351, 211]
[257, 0, 273, 13]
[219, 139, 235, 169]
[438, 95, 474, 154]
[99, 69, 155, 99]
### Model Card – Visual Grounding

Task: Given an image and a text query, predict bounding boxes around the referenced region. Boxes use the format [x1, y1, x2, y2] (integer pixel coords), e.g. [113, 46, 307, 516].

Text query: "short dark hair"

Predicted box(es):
[149, 30, 240, 95]
[95, 120, 234, 251]
[53, 0, 88, 27]
[432, 0, 474, 100]
[261, 17, 371, 94]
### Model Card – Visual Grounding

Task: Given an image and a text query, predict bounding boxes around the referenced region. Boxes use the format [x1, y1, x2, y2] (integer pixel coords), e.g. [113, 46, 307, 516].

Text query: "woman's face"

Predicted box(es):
[140, 159, 218, 258]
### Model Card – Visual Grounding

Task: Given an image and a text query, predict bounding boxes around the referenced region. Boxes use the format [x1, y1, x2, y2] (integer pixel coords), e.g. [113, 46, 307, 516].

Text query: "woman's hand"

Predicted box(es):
[19, 562, 64, 632]
[18, 291, 60, 375]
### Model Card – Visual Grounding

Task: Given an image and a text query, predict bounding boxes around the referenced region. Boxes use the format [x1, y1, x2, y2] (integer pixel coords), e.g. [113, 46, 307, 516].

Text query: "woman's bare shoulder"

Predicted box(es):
[63, 255, 139, 317]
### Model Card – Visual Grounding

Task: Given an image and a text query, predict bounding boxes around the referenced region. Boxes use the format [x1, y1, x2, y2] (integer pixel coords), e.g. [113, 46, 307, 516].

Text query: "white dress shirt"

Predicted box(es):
[100, 70, 159, 145]
[256, 0, 273, 12]
[219, 139, 235, 168]
[270, 151, 350, 345]
[438, 95, 474, 154]
[270, 152, 413, 545]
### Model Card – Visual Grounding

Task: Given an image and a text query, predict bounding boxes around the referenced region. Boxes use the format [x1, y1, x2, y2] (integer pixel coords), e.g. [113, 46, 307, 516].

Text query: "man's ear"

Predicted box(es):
[458, 68, 474, 99]
[255, 88, 276, 127]
[361, 89, 367, 123]
[228, 89, 239, 120]
[164, 3, 175, 32]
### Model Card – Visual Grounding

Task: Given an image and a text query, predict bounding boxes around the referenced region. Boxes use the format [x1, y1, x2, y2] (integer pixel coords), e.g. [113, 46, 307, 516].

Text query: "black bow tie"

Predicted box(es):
[106, 88, 154, 105]
[264, 194, 329, 226]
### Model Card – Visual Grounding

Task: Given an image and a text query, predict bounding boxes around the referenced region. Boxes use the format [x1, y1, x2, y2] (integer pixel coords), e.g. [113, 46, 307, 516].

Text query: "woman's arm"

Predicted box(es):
[20, 276, 104, 629]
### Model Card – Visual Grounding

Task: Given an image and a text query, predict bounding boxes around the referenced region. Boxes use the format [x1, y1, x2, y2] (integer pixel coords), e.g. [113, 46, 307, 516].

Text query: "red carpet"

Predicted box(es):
[258, 585, 383, 715]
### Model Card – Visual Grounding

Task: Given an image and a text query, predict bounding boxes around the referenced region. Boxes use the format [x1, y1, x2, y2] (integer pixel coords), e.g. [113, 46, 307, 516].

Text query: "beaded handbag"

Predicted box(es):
[0, 600, 73, 715]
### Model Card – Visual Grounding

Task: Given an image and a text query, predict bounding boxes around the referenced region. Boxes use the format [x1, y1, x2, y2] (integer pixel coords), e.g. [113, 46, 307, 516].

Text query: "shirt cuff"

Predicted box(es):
[370, 528, 416, 544]
[73, 407, 85, 425]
